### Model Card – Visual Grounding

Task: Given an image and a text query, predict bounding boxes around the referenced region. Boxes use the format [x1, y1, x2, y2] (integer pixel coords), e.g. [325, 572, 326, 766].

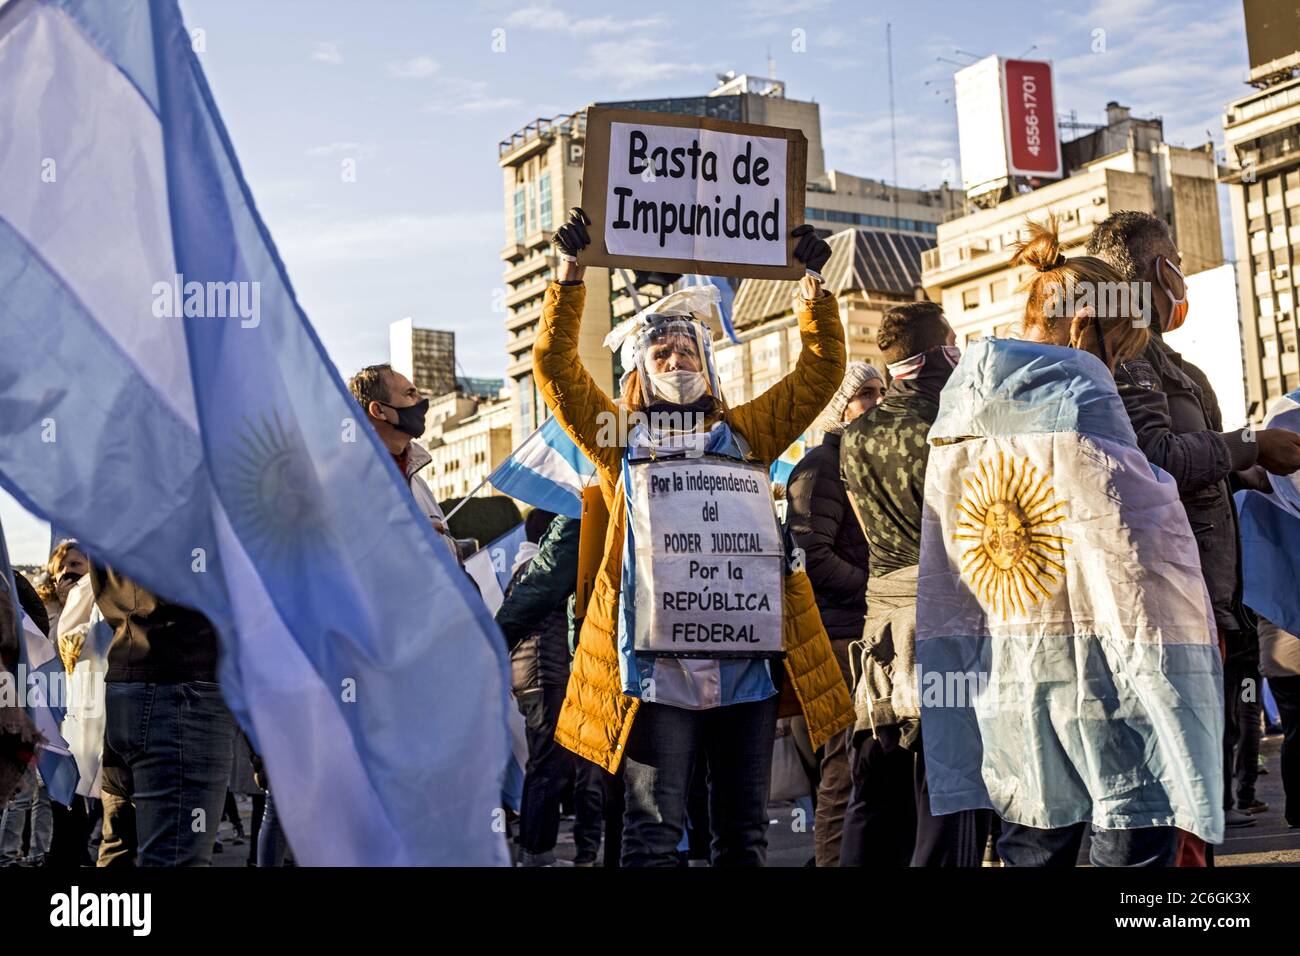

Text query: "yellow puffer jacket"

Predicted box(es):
[533, 281, 855, 773]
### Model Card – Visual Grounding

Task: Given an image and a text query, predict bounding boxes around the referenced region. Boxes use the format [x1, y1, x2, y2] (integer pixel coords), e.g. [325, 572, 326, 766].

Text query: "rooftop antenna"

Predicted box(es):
[1018, 44, 1038, 58]
[924, 78, 951, 106]
[887, 23, 899, 220]
[954, 49, 986, 61]
[767, 45, 776, 80]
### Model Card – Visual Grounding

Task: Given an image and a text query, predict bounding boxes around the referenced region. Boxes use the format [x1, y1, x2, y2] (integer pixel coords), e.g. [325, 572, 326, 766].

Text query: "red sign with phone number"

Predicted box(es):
[1003, 59, 1061, 178]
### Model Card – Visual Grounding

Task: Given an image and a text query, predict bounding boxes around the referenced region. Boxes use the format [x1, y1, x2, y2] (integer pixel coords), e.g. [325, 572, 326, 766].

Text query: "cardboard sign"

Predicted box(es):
[627, 455, 785, 657]
[579, 107, 807, 279]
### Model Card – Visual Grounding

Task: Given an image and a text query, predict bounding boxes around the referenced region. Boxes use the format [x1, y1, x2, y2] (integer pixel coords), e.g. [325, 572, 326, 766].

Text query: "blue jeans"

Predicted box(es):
[0, 766, 53, 866]
[257, 789, 290, 866]
[997, 819, 1178, 867]
[621, 693, 779, 867]
[104, 681, 235, 866]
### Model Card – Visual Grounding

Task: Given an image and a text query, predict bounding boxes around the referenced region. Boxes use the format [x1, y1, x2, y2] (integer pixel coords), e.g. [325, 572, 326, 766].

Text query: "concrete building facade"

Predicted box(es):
[499, 74, 962, 443]
[922, 104, 1223, 344]
[1222, 74, 1300, 420]
[419, 397, 514, 504]
[717, 227, 928, 412]
[388, 318, 455, 397]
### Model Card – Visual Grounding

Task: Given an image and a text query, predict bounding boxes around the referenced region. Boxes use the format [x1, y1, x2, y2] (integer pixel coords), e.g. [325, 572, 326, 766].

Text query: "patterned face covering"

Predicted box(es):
[886, 345, 961, 381]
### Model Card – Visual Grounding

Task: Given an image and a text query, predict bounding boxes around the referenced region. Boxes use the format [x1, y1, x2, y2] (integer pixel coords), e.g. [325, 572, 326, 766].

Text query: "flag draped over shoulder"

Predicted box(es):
[916, 338, 1224, 842]
[486, 416, 594, 518]
[0, 0, 512, 864]
[1237, 387, 1300, 635]
[0, 517, 78, 806]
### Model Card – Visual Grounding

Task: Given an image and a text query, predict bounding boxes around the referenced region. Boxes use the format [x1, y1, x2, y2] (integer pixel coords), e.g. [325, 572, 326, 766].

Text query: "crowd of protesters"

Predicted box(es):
[2, 206, 1299, 869]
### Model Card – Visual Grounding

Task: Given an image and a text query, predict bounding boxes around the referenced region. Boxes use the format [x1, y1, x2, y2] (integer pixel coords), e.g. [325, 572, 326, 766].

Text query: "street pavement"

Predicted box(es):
[211, 733, 1297, 868]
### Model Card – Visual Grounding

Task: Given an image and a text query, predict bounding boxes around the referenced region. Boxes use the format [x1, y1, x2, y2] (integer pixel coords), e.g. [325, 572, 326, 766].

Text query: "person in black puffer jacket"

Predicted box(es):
[496, 509, 603, 866]
[786, 360, 883, 867]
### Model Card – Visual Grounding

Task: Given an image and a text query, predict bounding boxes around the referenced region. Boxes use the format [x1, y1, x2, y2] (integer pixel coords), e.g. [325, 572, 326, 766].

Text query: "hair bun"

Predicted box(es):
[1010, 215, 1065, 273]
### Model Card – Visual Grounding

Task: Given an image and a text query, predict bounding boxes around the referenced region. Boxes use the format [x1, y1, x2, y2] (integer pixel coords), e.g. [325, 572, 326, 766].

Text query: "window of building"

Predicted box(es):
[539, 173, 552, 230]
[962, 287, 980, 311]
[513, 186, 526, 241]
[989, 279, 1009, 302]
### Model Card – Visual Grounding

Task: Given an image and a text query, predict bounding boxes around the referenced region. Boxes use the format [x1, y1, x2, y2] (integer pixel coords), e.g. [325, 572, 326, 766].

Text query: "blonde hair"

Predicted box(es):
[1011, 214, 1148, 368]
[37, 540, 82, 604]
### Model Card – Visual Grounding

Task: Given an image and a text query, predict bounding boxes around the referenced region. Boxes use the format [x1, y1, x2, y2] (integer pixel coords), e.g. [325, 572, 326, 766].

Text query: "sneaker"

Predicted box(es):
[1226, 808, 1256, 828]
[1258, 757, 1270, 775]
[518, 849, 556, 867]
[1240, 800, 1269, 814]
[573, 854, 598, 867]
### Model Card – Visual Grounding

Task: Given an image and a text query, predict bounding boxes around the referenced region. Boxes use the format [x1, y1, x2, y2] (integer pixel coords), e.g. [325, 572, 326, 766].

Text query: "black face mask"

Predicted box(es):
[58, 571, 83, 587]
[378, 397, 429, 438]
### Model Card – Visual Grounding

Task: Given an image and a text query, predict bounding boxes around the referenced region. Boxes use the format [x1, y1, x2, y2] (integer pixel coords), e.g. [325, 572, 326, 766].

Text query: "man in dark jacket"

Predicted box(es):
[1089, 211, 1300, 835]
[91, 565, 234, 866]
[787, 361, 882, 866]
[839, 301, 988, 867]
[496, 511, 603, 866]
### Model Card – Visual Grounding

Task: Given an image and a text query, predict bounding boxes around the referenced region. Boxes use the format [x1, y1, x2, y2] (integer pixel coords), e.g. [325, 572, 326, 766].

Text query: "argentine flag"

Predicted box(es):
[916, 339, 1224, 842]
[1237, 387, 1300, 636]
[1, 516, 79, 806]
[486, 416, 594, 518]
[0, 0, 512, 863]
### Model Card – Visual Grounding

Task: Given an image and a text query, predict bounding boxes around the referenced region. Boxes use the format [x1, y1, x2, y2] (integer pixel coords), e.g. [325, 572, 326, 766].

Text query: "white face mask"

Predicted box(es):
[647, 369, 708, 405]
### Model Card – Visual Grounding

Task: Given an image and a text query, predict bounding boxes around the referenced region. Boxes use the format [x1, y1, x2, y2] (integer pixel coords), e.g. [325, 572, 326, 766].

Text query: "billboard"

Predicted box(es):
[955, 55, 1063, 196]
[1165, 264, 1248, 429]
[955, 55, 1009, 196]
[1244, 0, 1300, 73]
[1003, 59, 1062, 178]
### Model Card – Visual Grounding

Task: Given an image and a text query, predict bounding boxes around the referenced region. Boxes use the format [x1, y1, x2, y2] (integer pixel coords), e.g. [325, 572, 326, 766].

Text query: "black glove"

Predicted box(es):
[552, 207, 592, 259]
[791, 224, 831, 275]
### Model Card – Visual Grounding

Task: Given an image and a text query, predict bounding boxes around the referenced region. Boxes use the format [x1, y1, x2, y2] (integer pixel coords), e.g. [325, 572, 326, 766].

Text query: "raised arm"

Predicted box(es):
[532, 208, 622, 484]
[730, 290, 845, 463]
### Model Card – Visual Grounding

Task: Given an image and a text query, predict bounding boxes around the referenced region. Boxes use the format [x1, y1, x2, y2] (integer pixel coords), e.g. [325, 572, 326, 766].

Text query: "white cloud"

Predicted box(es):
[505, 5, 666, 35]
[421, 78, 522, 115]
[311, 41, 342, 65]
[575, 37, 706, 92]
[304, 141, 378, 157]
[387, 56, 439, 79]
[822, 111, 960, 190]
[276, 212, 502, 263]
[1050, 0, 1247, 148]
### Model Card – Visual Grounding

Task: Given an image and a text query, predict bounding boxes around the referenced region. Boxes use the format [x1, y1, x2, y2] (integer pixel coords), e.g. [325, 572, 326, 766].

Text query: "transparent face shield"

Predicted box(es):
[604, 284, 723, 409]
[632, 314, 718, 407]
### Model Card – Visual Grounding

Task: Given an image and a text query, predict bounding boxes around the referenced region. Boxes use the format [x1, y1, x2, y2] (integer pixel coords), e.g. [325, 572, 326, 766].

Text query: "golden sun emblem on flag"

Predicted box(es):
[954, 453, 1071, 619]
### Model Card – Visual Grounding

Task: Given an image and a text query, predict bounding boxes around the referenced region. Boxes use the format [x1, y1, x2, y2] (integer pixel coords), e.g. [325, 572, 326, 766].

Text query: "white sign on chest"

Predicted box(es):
[628, 455, 785, 656]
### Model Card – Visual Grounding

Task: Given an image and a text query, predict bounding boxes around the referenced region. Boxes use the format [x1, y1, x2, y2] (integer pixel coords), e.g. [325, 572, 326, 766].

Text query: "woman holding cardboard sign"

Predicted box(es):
[534, 207, 854, 866]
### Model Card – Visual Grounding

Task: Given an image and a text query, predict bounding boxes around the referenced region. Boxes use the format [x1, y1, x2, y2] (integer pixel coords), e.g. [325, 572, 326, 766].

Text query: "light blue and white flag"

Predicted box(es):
[1237, 387, 1300, 636]
[682, 274, 738, 343]
[487, 416, 594, 518]
[917, 338, 1224, 842]
[0, 0, 512, 864]
[1, 515, 78, 806]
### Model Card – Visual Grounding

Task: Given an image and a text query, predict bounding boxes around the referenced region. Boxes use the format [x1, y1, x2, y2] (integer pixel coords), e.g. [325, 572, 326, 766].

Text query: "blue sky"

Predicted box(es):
[1, 0, 1255, 562]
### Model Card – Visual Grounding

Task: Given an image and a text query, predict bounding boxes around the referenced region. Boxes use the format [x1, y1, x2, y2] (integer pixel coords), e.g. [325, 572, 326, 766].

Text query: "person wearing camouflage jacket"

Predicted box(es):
[837, 301, 989, 868]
